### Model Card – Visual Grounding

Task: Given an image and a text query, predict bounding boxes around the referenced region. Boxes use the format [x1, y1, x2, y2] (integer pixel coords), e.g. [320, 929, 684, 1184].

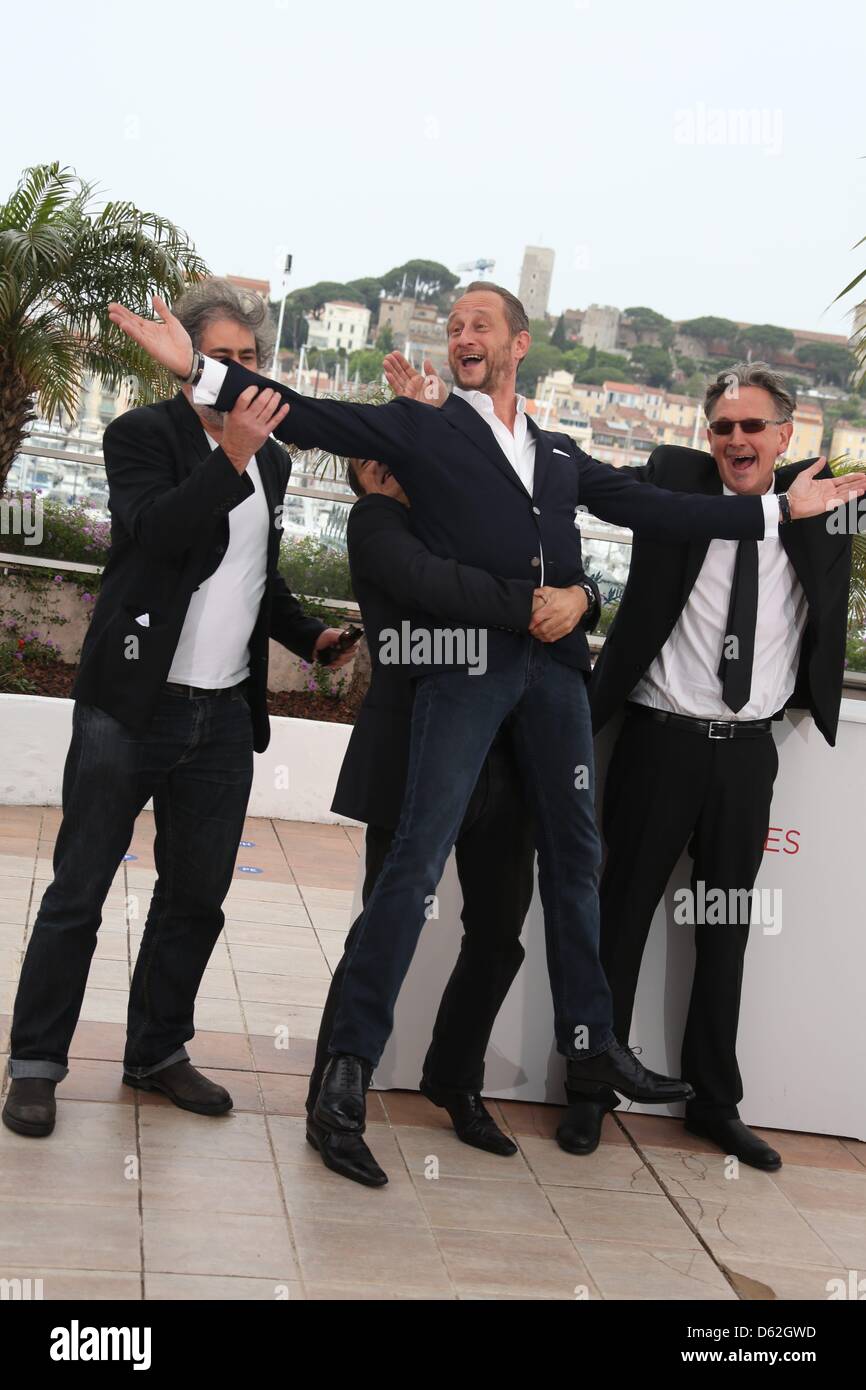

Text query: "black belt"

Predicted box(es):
[163, 680, 248, 700]
[625, 701, 773, 740]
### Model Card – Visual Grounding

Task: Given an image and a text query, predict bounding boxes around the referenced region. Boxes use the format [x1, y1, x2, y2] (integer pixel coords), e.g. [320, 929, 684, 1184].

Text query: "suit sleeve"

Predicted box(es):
[348, 498, 535, 631]
[208, 359, 420, 477]
[268, 575, 327, 661]
[574, 446, 768, 542]
[103, 409, 253, 559]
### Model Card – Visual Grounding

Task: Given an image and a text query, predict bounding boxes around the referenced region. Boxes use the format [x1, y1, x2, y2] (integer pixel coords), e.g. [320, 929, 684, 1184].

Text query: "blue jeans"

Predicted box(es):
[329, 640, 615, 1066]
[8, 687, 254, 1082]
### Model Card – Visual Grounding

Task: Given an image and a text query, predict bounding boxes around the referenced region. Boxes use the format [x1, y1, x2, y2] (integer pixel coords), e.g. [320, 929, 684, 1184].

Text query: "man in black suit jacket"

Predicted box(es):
[308, 456, 599, 1184]
[3, 280, 353, 1141]
[563, 363, 855, 1170]
[109, 287, 862, 1177]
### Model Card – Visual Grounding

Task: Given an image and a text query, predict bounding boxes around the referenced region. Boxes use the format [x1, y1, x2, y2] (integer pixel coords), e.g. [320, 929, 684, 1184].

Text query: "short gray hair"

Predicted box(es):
[172, 277, 275, 364]
[704, 361, 796, 421]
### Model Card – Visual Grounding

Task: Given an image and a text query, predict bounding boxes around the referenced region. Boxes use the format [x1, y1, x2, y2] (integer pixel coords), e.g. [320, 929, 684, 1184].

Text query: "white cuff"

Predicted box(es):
[192, 356, 228, 406]
[761, 492, 780, 539]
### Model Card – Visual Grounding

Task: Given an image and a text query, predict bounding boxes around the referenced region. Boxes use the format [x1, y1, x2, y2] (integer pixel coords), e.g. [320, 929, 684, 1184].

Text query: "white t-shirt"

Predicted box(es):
[167, 433, 269, 688]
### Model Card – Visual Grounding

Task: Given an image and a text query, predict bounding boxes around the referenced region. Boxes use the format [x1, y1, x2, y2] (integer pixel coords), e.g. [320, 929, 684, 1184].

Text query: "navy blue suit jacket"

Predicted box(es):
[212, 363, 768, 674]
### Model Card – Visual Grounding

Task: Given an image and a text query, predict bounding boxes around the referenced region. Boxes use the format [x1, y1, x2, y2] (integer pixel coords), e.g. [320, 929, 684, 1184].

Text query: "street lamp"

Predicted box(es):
[271, 253, 293, 378]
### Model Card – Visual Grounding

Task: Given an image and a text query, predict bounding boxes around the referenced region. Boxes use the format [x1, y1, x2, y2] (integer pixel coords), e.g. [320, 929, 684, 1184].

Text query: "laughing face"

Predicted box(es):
[706, 384, 793, 495]
[446, 290, 530, 396]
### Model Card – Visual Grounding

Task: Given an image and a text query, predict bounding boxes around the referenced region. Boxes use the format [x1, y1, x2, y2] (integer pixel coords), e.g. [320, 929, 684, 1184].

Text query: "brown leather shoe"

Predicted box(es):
[2, 1078, 58, 1137]
[123, 1060, 232, 1115]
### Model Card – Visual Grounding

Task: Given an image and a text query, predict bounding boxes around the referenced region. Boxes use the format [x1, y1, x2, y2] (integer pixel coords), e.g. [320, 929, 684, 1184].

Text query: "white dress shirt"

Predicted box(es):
[451, 385, 545, 584]
[630, 482, 807, 721]
[167, 430, 269, 688]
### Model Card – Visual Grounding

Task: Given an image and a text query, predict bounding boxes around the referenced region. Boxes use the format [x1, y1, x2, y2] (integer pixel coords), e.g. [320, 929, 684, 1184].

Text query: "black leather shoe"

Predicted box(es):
[2, 1078, 58, 1137]
[557, 1101, 610, 1156]
[566, 1041, 695, 1104]
[122, 1060, 232, 1115]
[556, 1081, 620, 1156]
[306, 1115, 388, 1187]
[419, 1078, 518, 1156]
[313, 1054, 372, 1135]
[685, 1114, 782, 1171]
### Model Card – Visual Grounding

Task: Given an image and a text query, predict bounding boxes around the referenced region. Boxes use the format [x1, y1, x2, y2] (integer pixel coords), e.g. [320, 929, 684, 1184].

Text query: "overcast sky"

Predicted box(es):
[3, 0, 864, 336]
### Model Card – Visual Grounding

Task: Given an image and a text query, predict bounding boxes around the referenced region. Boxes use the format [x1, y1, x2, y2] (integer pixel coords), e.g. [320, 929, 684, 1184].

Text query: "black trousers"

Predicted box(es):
[598, 708, 779, 1118]
[307, 730, 535, 1112]
[9, 688, 254, 1081]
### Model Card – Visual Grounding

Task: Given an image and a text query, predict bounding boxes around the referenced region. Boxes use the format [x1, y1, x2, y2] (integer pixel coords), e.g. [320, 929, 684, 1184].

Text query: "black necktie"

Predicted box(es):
[718, 539, 759, 714]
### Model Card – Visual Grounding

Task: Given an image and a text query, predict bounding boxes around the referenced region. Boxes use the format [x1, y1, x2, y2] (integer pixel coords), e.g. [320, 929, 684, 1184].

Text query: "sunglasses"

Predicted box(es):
[707, 417, 787, 436]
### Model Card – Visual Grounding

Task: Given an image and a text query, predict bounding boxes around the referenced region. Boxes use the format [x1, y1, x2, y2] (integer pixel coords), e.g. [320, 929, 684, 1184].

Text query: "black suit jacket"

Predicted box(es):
[589, 446, 853, 746]
[331, 493, 553, 826]
[73, 392, 325, 752]
[211, 364, 769, 675]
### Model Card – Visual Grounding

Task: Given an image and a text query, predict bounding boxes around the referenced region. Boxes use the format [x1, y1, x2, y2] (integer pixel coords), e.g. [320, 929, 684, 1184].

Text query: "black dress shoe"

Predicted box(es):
[122, 1060, 232, 1115]
[685, 1114, 782, 1171]
[313, 1054, 372, 1135]
[2, 1078, 58, 1137]
[556, 1081, 620, 1156]
[306, 1115, 388, 1187]
[419, 1078, 518, 1156]
[566, 1041, 695, 1105]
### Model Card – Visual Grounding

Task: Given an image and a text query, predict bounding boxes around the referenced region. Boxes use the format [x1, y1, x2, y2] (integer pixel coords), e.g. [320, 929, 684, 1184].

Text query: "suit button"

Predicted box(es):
[530, 556, 541, 568]
[533, 506, 541, 515]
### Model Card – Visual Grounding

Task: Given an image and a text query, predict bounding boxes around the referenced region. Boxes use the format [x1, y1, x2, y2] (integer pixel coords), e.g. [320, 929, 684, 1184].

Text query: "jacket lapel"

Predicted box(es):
[679, 467, 720, 606]
[526, 417, 551, 500]
[255, 440, 288, 575]
[442, 393, 531, 497]
[166, 391, 213, 475]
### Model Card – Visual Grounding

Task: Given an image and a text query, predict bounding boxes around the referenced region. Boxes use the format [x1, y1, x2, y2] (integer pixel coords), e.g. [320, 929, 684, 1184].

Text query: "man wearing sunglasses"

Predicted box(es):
[568, 362, 856, 1169]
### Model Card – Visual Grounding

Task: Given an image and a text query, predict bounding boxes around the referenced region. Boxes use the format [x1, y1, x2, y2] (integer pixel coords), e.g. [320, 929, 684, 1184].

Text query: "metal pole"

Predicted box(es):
[271, 253, 293, 379]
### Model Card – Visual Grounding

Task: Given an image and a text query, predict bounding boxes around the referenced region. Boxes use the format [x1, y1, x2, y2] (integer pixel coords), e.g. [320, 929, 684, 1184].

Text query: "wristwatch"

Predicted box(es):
[777, 492, 792, 525]
[175, 349, 206, 388]
[578, 580, 600, 629]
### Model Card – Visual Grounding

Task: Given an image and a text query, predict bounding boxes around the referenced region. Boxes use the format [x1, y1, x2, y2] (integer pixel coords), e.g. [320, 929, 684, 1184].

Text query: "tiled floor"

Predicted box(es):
[1, 804, 864, 1301]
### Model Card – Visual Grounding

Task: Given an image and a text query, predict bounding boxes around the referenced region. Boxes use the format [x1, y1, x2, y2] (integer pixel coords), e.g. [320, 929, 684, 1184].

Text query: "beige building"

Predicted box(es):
[830, 419, 866, 465]
[377, 297, 448, 374]
[789, 401, 824, 460]
[306, 299, 371, 353]
[518, 246, 555, 320]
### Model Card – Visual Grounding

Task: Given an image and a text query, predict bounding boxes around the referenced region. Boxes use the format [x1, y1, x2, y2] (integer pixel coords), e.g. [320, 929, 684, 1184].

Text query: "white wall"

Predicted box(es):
[0, 695, 358, 825]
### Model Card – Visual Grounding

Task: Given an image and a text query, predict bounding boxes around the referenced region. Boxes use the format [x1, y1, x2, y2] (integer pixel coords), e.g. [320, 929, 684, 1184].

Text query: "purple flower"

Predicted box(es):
[53, 575, 63, 585]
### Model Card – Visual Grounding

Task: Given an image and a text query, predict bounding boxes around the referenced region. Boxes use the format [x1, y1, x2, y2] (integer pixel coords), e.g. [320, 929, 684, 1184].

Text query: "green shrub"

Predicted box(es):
[278, 534, 353, 600]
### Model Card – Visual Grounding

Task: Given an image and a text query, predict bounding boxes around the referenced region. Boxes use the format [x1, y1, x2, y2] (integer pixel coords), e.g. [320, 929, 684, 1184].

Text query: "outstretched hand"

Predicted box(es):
[788, 458, 866, 521]
[108, 294, 194, 378]
[383, 352, 448, 407]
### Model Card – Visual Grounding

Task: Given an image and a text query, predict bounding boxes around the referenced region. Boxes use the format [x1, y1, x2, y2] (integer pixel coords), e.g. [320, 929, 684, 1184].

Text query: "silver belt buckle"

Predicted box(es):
[708, 720, 734, 740]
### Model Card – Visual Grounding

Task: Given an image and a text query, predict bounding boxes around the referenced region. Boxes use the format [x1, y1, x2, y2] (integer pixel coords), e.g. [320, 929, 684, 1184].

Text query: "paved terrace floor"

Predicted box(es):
[0, 804, 864, 1302]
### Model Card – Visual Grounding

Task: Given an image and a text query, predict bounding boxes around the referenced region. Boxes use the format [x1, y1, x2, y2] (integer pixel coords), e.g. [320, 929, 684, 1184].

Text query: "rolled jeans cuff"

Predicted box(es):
[8, 1058, 69, 1082]
[124, 1045, 189, 1080]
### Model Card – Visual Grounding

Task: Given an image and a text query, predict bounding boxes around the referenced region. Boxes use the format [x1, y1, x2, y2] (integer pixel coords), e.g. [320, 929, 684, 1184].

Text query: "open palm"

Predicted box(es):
[788, 459, 866, 519]
[383, 351, 448, 406]
[108, 294, 194, 378]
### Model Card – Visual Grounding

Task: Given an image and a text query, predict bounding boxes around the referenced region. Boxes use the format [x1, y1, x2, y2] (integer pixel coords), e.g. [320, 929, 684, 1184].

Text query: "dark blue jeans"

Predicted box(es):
[8, 687, 254, 1082]
[329, 639, 615, 1067]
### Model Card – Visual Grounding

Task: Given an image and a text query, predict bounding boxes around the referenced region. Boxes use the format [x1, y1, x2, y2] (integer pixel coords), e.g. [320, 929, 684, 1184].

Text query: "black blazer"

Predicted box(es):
[589, 446, 853, 746]
[331, 493, 546, 826]
[73, 392, 325, 752]
[211, 364, 769, 676]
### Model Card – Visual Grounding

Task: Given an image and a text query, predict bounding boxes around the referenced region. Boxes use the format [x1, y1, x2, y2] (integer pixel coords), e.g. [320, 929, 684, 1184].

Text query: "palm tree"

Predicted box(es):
[0, 162, 209, 491]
